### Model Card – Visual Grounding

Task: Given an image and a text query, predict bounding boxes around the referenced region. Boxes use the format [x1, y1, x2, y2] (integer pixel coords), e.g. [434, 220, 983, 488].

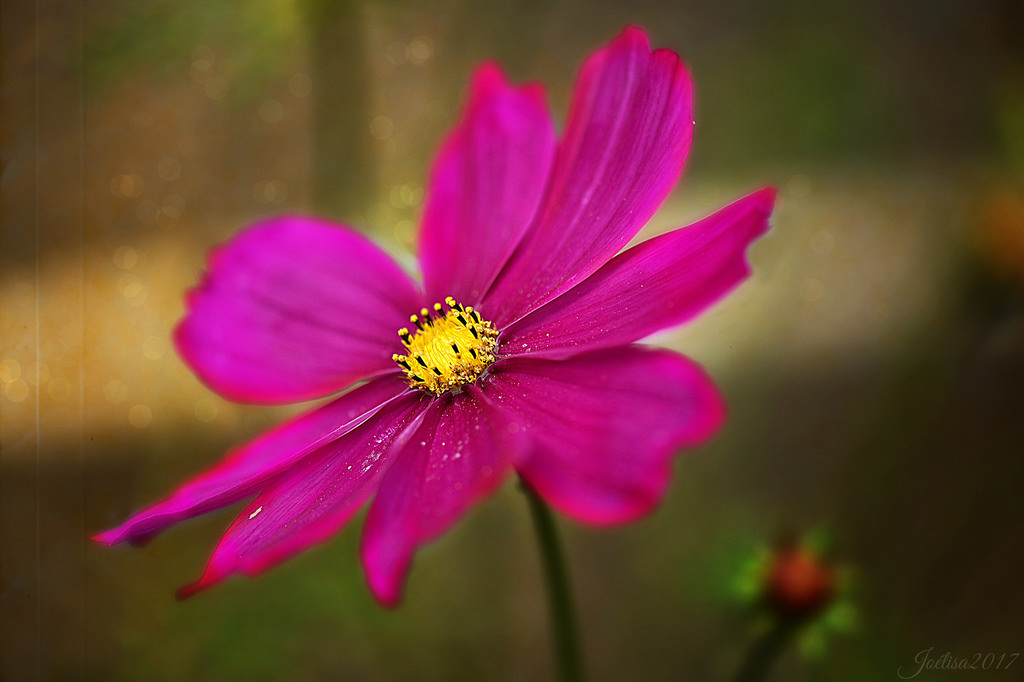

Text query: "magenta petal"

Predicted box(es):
[418, 63, 556, 306]
[360, 391, 510, 606]
[501, 189, 776, 357]
[483, 27, 694, 325]
[178, 389, 429, 596]
[176, 216, 423, 404]
[95, 375, 411, 547]
[479, 347, 724, 525]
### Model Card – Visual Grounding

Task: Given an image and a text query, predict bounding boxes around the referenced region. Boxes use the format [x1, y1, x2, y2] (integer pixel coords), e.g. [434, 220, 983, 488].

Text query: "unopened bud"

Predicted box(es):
[763, 545, 834, 620]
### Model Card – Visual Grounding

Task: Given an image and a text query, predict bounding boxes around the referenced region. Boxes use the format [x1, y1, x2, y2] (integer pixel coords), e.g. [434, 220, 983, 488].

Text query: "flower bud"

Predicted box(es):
[763, 544, 835, 620]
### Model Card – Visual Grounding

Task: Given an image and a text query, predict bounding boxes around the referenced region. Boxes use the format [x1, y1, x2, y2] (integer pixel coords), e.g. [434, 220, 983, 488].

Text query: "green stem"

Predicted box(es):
[521, 479, 584, 682]
[732, 618, 799, 682]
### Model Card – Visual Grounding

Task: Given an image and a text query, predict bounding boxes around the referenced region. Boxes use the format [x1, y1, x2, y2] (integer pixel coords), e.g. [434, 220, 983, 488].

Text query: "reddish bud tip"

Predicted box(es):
[763, 546, 834, 620]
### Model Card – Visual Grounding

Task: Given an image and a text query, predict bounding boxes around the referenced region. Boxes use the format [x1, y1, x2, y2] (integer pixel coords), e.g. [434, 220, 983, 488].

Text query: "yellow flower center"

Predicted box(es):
[393, 297, 499, 396]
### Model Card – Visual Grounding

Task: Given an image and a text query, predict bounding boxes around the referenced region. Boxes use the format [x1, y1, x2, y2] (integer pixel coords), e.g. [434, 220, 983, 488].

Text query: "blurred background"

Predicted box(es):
[3, 0, 1023, 679]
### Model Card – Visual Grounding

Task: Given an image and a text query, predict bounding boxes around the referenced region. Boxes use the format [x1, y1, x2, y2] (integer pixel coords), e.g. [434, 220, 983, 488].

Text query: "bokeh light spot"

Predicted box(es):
[111, 174, 144, 198]
[1, 358, 22, 382]
[386, 42, 409, 65]
[288, 72, 311, 98]
[205, 76, 228, 101]
[259, 99, 284, 123]
[253, 180, 288, 204]
[162, 195, 186, 219]
[158, 157, 182, 181]
[113, 246, 138, 270]
[409, 36, 433, 64]
[194, 398, 218, 423]
[142, 336, 165, 360]
[123, 282, 149, 307]
[370, 115, 394, 140]
[128, 404, 152, 428]
[5, 379, 29, 403]
[104, 380, 128, 404]
[191, 46, 214, 71]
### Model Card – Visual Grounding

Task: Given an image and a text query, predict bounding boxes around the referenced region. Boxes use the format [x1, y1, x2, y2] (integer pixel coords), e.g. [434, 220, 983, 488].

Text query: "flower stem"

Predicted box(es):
[521, 479, 584, 682]
[731, 618, 799, 682]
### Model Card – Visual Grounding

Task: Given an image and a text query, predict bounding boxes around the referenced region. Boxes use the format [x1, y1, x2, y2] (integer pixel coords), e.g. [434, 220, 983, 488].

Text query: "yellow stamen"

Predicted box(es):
[394, 296, 499, 396]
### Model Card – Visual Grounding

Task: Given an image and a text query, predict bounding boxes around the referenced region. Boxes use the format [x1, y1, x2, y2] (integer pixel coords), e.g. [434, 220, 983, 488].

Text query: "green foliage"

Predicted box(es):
[997, 82, 1024, 175]
[86, 0, 301, 101]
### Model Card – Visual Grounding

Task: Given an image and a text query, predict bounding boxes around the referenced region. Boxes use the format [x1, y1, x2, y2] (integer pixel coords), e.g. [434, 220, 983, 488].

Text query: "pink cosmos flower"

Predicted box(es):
[96, 27, 775, 606]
